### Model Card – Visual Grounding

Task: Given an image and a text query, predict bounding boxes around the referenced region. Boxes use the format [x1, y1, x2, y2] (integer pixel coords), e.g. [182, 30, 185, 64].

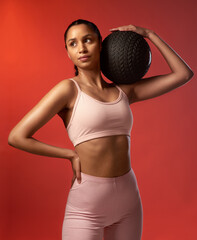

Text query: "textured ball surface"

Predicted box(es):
[100, 31, 152, 84]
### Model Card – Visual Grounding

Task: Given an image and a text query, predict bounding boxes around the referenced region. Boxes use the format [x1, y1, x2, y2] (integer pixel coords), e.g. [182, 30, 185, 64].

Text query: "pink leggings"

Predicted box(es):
[62, 168, 143, 240]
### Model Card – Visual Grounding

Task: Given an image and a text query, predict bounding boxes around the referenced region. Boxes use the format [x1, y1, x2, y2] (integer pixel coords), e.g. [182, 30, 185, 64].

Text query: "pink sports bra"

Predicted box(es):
[66, 78, 133, 147]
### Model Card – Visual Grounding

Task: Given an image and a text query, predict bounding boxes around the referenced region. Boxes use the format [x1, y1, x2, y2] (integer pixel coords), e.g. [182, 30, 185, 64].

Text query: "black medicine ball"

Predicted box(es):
[100, 31, 152, 84]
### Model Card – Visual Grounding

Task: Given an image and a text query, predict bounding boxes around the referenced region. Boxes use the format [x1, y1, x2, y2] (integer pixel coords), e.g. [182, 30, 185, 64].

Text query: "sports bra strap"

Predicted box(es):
[69, 78, 81, 92]
[114, 84, 122, 92]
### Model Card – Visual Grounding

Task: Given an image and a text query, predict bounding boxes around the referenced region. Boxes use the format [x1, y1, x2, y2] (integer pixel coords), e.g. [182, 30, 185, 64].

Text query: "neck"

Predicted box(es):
[76, 69, 107, 90]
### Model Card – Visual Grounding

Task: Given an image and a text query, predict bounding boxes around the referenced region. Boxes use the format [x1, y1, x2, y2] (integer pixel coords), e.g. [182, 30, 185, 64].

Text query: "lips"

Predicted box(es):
[78, 55, 90, 60]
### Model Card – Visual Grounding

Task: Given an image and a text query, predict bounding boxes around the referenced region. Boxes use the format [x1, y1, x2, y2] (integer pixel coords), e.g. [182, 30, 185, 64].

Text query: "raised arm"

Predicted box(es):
[8, 79, 75, 160]
[110, 25, 194, 104]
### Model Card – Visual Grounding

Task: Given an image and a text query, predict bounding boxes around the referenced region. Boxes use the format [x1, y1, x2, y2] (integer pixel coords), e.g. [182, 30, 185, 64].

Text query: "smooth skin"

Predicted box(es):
[8, 23, 194, 188]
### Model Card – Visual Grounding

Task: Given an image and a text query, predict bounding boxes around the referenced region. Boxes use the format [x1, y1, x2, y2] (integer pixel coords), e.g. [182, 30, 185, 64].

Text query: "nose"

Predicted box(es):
[78, 42, 87, 53]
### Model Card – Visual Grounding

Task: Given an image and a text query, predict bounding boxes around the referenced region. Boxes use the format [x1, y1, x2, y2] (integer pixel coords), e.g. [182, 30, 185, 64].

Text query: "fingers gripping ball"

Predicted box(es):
[100, 31, 152, 84]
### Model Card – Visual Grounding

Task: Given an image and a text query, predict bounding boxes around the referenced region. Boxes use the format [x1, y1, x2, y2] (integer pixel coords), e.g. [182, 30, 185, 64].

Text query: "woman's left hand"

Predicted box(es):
[109, 24, 154, 38]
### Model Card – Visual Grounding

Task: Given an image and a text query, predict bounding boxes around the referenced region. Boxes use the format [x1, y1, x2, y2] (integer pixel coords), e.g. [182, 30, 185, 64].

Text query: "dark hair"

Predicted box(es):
[64, 19, 102, 76]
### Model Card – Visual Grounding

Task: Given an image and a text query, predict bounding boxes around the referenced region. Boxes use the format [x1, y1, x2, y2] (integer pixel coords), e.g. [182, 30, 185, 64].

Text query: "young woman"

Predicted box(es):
[8, 19, 194, 240]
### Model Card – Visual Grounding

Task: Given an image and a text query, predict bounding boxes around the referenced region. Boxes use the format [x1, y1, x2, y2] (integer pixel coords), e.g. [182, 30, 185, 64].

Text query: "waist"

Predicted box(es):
[80, 167, 133, 182]
[75, 135, 131, 177]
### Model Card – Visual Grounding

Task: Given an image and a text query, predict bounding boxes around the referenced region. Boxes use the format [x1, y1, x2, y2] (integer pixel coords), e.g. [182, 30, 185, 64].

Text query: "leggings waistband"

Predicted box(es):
[80, 168, 133, 183]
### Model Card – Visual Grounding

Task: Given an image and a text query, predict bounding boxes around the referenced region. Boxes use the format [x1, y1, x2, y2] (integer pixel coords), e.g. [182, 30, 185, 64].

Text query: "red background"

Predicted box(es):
[1, 0, 197, 239]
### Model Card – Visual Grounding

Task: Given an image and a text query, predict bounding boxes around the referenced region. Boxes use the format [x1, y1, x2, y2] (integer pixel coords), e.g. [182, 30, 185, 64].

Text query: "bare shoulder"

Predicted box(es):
[57, 78, 77, 91]
[32, 78, 78, 111]
[55, 78, 78, 103]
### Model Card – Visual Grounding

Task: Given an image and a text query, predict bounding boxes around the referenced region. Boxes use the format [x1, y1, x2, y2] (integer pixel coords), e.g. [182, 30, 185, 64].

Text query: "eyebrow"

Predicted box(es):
[67, 34, 93, 43]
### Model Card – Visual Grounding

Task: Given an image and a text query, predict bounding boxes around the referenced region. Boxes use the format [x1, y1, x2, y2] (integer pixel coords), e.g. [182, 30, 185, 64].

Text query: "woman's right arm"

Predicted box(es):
[8, 79, 76, 161]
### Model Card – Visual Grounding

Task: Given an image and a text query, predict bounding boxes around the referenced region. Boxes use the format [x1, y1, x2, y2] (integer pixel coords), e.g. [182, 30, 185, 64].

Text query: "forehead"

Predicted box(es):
[67, 24, 96, 40]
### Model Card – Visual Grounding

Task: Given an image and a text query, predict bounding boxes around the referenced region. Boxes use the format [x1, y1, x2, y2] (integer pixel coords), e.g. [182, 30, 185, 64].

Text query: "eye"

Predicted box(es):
[70, 41, 76, 47]
[85, 38, 92, 43]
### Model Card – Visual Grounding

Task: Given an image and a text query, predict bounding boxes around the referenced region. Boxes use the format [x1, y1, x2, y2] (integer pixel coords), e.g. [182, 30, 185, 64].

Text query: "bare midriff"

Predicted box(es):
[74, 135, 131, 177]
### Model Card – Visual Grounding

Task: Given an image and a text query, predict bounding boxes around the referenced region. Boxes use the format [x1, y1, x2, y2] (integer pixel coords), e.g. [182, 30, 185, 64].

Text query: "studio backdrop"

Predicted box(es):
[1, 0, 196, 240]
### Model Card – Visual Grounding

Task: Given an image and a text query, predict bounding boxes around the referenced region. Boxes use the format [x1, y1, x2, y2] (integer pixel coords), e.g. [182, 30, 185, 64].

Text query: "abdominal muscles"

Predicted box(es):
[75, 135, 131, 177]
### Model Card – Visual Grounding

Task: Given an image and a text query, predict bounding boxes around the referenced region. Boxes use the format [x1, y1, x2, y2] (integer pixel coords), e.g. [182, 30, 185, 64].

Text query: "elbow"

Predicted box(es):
[174, 69, 194, 84]
[184, 70, 194, 82]
[8, 131, 16, 147]
[8, 131, 21, 147]
[8, 129, 30, 149]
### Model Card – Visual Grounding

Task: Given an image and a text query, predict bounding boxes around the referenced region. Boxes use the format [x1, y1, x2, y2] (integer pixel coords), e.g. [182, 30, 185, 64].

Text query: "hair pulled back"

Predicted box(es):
[64, 19, 102, 76]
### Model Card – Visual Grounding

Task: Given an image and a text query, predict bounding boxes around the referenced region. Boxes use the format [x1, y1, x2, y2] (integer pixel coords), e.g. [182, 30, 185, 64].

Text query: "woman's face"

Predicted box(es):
[65, 24, 102, 71]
